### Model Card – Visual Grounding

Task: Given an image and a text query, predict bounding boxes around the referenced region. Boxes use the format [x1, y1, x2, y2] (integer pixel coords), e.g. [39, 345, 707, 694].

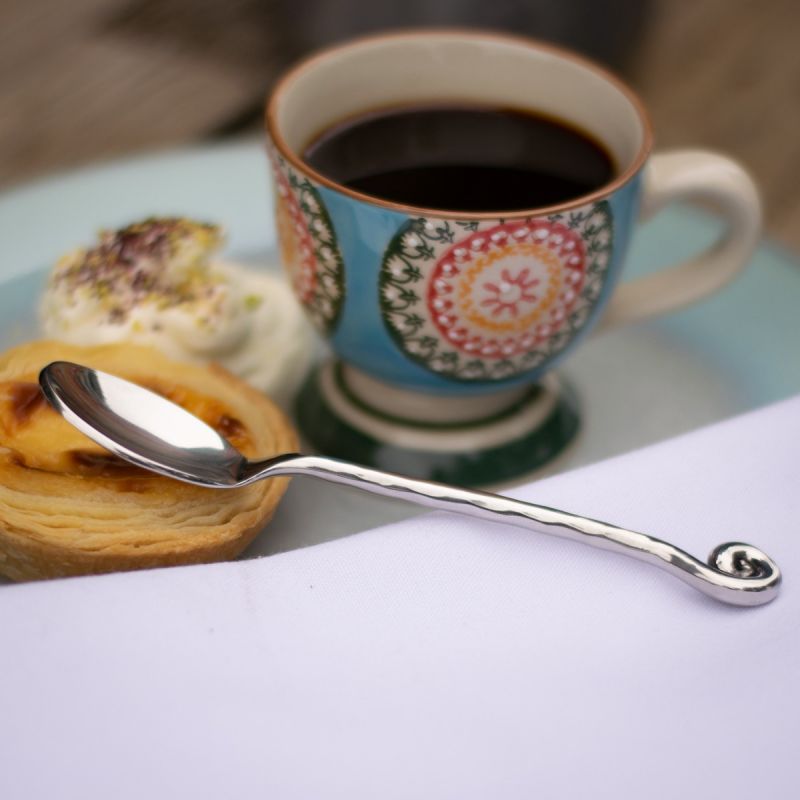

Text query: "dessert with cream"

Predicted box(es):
[39, 217, 314, 404]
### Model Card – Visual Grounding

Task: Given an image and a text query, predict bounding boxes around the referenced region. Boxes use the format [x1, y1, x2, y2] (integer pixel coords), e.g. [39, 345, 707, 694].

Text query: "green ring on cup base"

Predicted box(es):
[294, 363, 580, 488]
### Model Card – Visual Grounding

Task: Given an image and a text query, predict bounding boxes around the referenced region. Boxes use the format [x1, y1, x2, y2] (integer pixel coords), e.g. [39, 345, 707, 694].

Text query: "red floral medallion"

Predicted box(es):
[426, 219, 587, 360]
[379, 203, 613, 382]
[271, 153, 345, 334]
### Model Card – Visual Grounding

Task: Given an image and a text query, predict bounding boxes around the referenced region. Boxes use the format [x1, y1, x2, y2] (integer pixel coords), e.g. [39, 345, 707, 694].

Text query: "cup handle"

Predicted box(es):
[599, 149, 762, 330]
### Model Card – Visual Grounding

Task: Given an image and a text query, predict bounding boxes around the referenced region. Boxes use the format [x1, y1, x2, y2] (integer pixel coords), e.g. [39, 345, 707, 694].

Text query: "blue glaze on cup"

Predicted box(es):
[278, 171, 643, 396]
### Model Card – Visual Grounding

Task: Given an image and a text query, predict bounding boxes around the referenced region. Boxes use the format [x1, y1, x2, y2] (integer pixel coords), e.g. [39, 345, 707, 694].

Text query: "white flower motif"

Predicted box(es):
[389, 259, 408, 278]
[322, 274, 340, 298]
[589, 212, 606, 227]
[382, 285, 400, 302]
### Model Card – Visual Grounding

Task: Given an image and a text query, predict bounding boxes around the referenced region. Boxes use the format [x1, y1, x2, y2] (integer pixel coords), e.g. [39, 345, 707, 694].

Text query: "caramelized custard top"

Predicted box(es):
[0, 377, 253, 482]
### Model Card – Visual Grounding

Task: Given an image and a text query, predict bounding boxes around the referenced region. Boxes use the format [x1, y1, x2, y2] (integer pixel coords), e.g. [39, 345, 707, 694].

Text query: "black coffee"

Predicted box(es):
[302, 104, 614, 212]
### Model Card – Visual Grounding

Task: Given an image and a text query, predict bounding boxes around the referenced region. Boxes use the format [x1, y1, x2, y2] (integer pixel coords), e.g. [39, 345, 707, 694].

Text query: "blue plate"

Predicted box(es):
[1, 140, 799, 568]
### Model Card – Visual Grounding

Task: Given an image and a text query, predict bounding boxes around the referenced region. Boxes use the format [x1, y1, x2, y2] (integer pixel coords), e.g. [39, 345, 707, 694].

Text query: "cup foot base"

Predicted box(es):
[294, 362, 580, 487]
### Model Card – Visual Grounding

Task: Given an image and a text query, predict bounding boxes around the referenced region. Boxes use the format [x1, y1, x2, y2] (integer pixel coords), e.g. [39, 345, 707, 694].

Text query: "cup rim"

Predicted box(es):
[265, 28, 654, 220]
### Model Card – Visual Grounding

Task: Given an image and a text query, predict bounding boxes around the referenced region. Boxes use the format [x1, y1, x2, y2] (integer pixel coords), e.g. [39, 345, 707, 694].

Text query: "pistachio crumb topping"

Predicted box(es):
[50, 217, 224, 324]
[244, 294, 263, 311]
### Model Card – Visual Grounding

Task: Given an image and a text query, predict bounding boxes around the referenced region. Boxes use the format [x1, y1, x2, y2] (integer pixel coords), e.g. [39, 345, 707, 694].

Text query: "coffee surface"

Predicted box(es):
[302, 104, 614, 212]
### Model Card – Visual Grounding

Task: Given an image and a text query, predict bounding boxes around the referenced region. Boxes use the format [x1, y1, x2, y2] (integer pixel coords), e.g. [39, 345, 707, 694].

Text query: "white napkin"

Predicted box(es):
[2, 397, 798, 799]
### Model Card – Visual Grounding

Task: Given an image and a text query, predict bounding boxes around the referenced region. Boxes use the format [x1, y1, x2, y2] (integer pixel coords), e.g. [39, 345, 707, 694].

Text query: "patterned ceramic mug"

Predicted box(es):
[265, 30, 760, 484]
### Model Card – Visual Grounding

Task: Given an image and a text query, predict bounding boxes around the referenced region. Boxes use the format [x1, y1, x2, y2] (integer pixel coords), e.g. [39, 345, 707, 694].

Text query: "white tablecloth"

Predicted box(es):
[2, 397, 798, 799]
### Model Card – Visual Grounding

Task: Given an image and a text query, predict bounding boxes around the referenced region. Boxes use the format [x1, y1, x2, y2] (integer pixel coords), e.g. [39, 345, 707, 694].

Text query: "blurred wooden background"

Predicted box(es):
[1, 0, 798, 250]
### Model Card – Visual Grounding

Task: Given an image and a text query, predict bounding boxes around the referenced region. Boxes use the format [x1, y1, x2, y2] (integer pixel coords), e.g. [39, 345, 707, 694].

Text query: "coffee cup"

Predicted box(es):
[265, 30, 760, 485]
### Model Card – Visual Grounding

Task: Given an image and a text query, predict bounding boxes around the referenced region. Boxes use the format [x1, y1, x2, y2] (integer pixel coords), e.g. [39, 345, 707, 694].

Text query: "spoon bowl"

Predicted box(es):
[40, 361, 251, 487]
[39, 361, 782, 607]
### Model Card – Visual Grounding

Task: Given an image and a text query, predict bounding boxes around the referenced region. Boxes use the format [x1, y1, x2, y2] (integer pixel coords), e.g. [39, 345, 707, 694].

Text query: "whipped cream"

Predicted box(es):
[40, 218, 315, 405]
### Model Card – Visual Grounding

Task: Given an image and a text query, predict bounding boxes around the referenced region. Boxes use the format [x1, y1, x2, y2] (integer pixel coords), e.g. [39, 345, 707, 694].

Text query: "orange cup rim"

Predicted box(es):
[265, 28, 654, 219]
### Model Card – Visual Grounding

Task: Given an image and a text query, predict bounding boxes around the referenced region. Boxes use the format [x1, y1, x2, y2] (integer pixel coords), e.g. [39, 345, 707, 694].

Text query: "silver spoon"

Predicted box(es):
[39, 361, 781, 607]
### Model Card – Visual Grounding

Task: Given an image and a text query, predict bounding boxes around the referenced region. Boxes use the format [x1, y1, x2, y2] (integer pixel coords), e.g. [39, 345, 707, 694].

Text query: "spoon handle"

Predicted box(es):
[261, 454, 780, 607]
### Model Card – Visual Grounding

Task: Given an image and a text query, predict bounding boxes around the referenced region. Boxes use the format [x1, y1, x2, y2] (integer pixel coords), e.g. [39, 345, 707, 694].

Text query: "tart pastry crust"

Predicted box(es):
[0, 341, 297, 581]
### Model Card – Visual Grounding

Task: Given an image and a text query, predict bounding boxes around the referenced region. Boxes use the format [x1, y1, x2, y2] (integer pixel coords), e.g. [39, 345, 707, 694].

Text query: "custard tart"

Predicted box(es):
[0, 340, 297, 581]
